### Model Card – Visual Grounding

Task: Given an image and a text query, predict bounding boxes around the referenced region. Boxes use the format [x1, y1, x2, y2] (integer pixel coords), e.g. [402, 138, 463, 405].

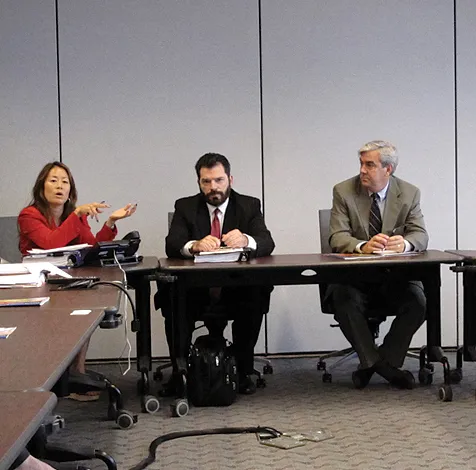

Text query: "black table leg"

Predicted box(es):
[127, 274, 152, 392]
[463, 269, 476, 361]
[423, 266, 445, 363]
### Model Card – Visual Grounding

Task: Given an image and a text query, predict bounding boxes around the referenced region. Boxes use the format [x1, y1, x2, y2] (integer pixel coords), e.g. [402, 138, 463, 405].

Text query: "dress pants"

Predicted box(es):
[328, 281, 426, 369]
[161, 285, 268, 376]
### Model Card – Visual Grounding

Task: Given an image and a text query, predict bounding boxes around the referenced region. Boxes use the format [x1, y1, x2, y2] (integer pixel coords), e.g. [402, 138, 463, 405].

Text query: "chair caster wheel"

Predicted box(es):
[322, 372, 332, 383]
[438, 384, 453, 402]
[449, 368, 463, 384]
[418, 368, 433, 385]
[256, 377, 266, 388]
[317, 361, 326, 371]
[263, 364, 273, 375]
[171, 398, 189, 417]
[116, 410, 137, 429]
[141, 395, 160, 414]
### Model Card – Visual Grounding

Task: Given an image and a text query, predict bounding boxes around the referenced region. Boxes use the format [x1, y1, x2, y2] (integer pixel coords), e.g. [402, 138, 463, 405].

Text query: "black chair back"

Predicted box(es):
[0, 216, 22, 263]
[318, 209, 332, 254]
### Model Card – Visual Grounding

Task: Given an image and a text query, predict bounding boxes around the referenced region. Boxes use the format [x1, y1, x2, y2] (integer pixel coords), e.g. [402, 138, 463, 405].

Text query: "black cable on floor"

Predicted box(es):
[128, 426, 281, 470]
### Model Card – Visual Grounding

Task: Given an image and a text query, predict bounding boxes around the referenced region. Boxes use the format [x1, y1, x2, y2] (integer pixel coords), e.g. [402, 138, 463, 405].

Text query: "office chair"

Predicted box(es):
[52, 311, 138, 430]
[316, 209, 421, 387]
[0, 216, 22, 262]
[27, 415, 117, 469]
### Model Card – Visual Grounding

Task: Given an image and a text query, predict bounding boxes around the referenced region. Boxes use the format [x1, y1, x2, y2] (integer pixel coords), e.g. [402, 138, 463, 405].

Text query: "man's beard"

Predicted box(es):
[203, 185, 231, 206]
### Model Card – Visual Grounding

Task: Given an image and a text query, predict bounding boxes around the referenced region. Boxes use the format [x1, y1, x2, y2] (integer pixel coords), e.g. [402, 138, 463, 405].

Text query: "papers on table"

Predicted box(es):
[0, 327, 16, 339]
[27, 243, 91, 255]
[24, 244, 92, 267]
[194, 247, 246, 263]
[23, 253, 74, 267]
[324, 252, 421, 261]
[0, 262, 71, 288]
[0, 264, 30, 275]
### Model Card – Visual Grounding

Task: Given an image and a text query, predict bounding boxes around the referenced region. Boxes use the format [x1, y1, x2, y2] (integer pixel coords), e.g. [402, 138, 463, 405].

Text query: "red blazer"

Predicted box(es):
[18, 206, 117, 256]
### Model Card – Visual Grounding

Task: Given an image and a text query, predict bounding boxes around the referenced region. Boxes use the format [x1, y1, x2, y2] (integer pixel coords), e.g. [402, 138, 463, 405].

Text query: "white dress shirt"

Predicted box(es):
[181, 198, 257, 257]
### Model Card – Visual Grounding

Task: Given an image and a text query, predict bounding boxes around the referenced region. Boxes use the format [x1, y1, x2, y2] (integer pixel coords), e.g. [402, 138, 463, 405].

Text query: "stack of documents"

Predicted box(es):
[23, 244, 92, 267]
[0, 262, 71, 288]
[194, 247, 245, 263]
[0, 264, 43, 288]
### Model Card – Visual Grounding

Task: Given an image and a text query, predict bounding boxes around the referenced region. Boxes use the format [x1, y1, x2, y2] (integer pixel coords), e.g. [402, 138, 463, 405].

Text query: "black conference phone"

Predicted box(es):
[81, 230, 141, 267]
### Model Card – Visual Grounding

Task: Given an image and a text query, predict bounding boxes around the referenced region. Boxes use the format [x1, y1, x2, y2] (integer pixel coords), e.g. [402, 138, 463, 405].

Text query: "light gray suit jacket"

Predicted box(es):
[329, 175, 428, 253]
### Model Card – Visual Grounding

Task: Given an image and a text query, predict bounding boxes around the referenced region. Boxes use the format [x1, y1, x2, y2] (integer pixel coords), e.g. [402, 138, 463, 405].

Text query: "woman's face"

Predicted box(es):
[43, 166, 71, 208]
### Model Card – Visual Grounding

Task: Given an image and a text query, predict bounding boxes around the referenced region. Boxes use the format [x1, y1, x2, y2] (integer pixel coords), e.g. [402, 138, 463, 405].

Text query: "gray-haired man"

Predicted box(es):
[326, 140, 428, 389]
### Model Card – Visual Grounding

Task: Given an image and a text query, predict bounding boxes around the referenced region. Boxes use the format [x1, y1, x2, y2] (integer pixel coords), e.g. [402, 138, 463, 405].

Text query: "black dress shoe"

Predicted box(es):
[352, 366, 375, 389]
[238, 375, 257, 395]
[389, 369, 415, 390]
[374, 361, 415, 389]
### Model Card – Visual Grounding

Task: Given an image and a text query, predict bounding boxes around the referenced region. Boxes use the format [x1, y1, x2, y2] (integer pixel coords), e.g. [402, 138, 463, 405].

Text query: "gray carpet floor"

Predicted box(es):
[48, 353, 476, 470]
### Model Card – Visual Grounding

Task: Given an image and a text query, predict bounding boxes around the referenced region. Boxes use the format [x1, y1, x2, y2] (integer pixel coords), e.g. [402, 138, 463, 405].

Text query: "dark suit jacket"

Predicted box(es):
[155, 189, 275, 312]
[166, 189, 275, 258]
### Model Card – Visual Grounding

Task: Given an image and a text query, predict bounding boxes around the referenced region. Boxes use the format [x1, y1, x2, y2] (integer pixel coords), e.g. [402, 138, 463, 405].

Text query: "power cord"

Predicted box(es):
[89, 280, 134, 375]
[112, 250, 133, 375]
[112, 251, 132, 375]
[128, 426, 281, 470]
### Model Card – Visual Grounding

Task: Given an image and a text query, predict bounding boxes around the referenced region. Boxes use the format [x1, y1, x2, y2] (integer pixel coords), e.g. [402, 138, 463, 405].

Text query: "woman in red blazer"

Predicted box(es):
[18, 162, 136, 255]
[18, 161, 136, 400]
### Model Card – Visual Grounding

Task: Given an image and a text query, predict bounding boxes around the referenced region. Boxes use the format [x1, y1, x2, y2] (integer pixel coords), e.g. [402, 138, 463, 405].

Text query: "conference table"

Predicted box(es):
[0, 391, 57, 470]
[0, 265, 125, 392]
[0, 264, 126, 467]
[156, 250, 463, 411]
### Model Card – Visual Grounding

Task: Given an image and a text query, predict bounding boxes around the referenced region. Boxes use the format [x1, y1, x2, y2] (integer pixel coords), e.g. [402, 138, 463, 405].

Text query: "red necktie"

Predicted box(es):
[211, 208, 221, 239]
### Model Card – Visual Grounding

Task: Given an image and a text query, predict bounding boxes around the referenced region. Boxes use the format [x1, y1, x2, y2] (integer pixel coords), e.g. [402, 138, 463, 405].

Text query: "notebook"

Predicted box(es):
[0, 296, 50, 307]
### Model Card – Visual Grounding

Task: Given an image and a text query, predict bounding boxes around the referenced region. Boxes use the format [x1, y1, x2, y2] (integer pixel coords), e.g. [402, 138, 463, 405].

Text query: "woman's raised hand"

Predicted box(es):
[74, 202, 110, 222]
[107, 203, 137, 227]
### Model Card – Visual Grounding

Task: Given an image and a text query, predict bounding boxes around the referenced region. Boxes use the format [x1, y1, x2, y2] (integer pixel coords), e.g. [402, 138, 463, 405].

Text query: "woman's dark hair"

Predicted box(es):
[28, 161, 78, 224]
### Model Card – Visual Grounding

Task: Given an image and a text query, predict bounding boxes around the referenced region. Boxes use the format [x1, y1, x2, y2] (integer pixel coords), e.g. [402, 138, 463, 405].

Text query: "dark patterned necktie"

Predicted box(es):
[369, 193, 382, 238]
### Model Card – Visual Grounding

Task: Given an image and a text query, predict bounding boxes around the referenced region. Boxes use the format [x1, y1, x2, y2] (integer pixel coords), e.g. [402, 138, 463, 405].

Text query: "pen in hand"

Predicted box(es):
[391, 224, 406, 236]
[96, 200, 106, 223]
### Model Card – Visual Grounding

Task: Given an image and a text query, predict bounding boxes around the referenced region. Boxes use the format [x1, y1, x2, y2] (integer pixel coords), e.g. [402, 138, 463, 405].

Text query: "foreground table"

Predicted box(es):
[0, 265, 137, 428]
[0, 306, 107, 392]
[0, 391, 57, 470]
